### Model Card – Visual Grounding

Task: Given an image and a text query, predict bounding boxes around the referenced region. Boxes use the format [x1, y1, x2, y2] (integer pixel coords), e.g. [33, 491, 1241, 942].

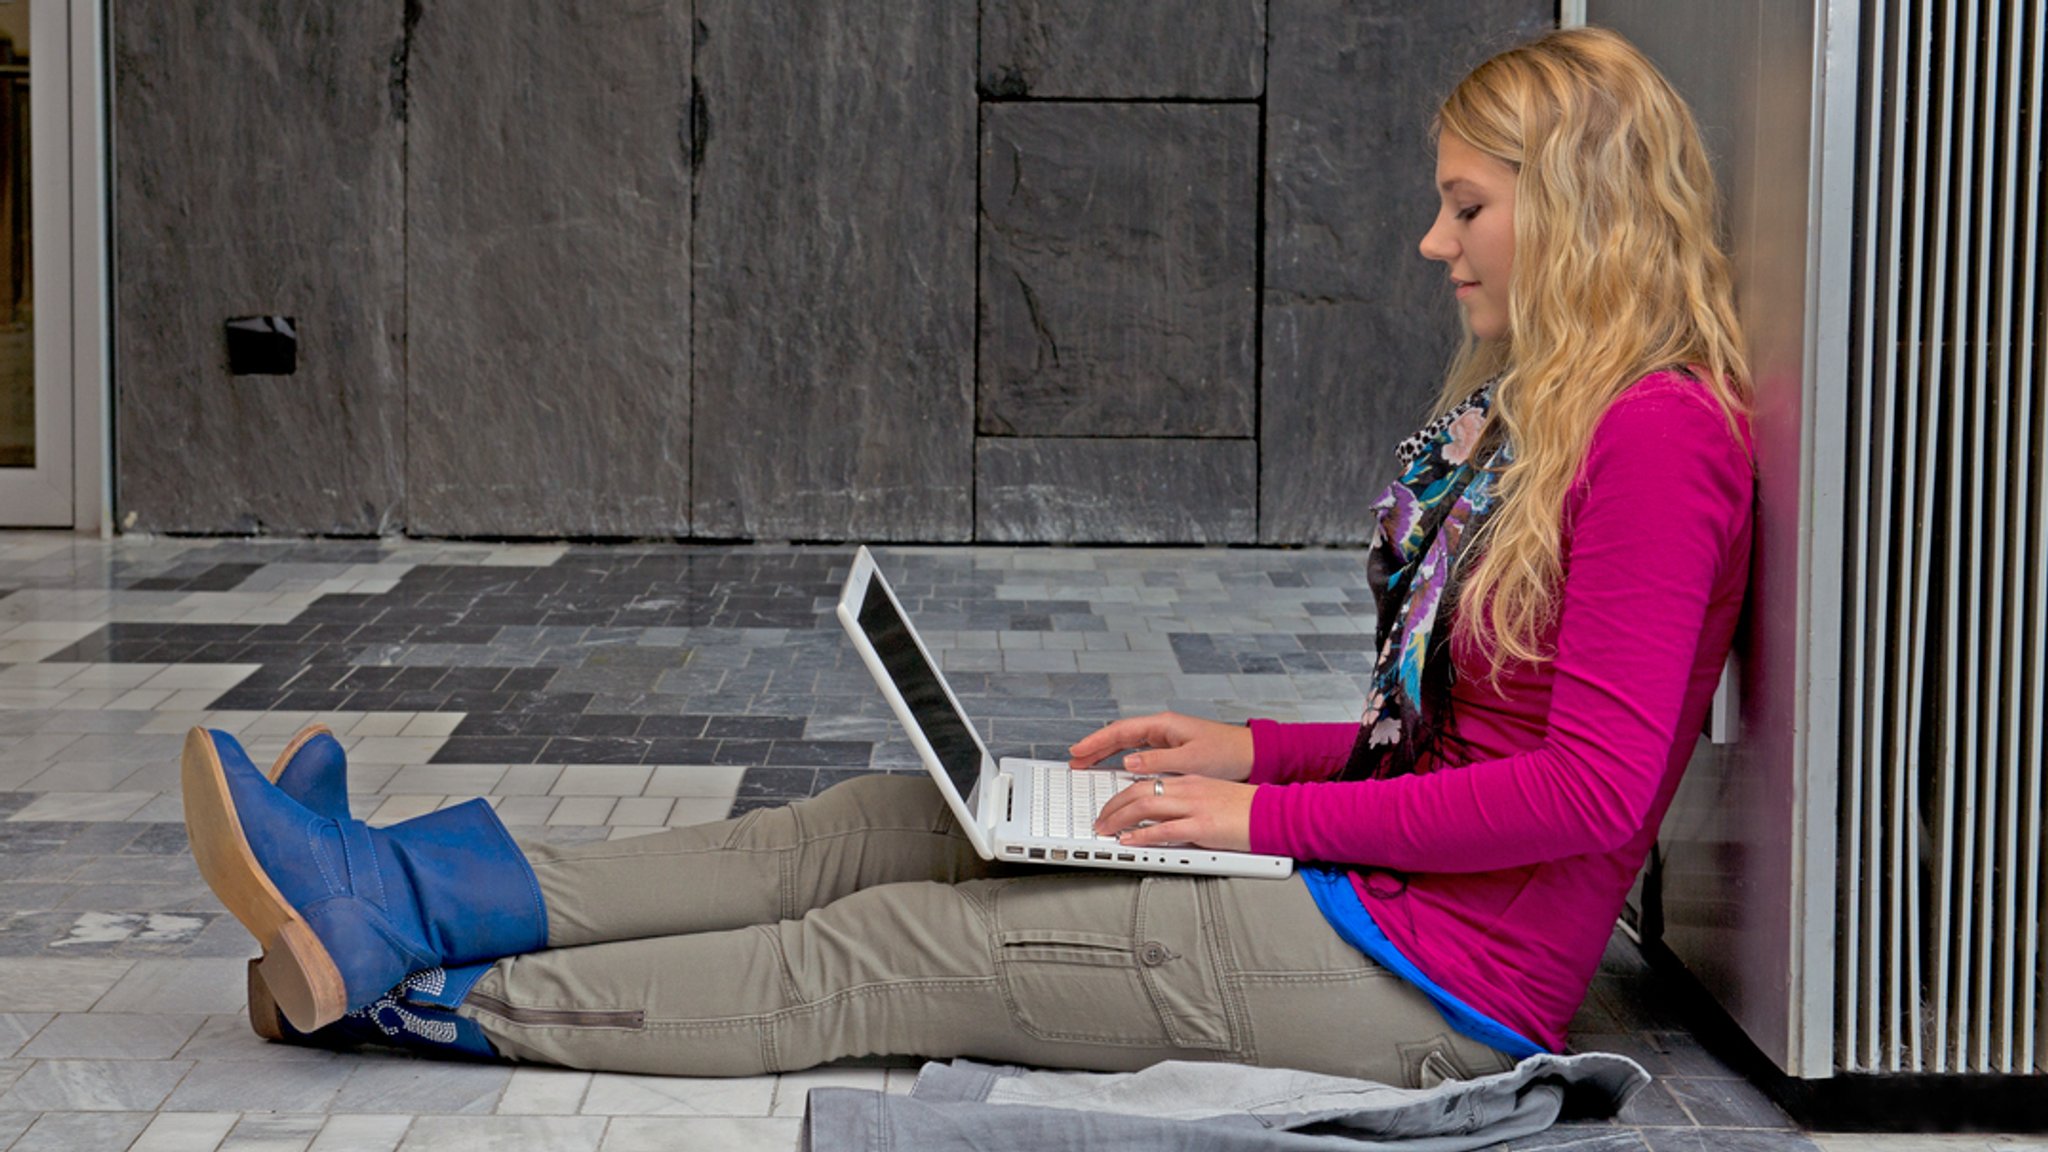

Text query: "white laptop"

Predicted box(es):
[837, 547, 1292, 880]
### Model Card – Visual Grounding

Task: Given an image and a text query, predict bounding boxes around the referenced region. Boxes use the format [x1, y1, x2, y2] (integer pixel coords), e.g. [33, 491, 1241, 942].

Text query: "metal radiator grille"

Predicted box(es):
[1841, 0, 2046, 1074]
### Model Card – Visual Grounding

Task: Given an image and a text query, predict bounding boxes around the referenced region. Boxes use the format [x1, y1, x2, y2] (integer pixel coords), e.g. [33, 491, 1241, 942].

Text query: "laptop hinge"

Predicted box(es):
[988, 771, 1012, 828]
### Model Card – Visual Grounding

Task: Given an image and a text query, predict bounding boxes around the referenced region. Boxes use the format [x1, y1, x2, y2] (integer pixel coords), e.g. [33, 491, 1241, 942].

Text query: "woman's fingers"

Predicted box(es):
[1066, 713, 1181, 768]
[1092, 775, 1255, 853]
[1093, 776, 1150, 830]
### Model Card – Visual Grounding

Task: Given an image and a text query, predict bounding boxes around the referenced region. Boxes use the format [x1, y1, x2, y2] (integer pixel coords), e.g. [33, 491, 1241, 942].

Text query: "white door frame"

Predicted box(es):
[0, 0, 107, 532]
[67, 0, 109, 535]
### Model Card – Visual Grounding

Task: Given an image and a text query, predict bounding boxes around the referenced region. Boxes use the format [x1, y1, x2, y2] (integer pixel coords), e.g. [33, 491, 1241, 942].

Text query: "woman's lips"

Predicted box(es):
[1453, 280, 1478, 298]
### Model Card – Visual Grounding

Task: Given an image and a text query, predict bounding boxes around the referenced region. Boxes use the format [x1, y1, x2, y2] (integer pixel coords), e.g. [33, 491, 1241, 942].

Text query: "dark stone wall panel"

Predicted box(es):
[1261, 300, 1442, 542]
[112, 1, 406, 534]
[406, 0, 693, 537]
[692, 1, 976, 541]
[980, 0, 1265, 99]
[1260, 0, 1550, 543]
[980, 104, 1257, 439]
[976, 438, 1255, 543]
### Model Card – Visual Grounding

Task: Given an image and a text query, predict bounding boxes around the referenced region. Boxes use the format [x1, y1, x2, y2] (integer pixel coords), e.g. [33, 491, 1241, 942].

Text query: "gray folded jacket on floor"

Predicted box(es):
[801, 1052, 1650, 1152]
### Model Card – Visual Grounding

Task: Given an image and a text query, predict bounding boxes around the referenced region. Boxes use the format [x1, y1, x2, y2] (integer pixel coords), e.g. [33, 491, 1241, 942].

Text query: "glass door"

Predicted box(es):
[0, 0, 71, 526]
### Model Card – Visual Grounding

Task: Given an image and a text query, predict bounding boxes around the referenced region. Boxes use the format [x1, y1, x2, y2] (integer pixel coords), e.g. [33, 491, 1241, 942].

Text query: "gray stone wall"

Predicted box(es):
[111, 0, 1550, 542]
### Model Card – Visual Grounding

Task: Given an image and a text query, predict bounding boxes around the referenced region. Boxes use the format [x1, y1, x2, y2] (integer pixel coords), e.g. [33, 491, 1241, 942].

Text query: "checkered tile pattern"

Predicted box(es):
[0, 533, 1865, 1151]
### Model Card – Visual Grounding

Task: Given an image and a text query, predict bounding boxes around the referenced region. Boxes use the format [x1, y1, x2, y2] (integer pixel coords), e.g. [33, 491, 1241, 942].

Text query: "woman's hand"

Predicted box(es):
[1068, 712, 1260, 853]
[1091, 773, 1257, 853]
[1066, 712, 1255, 782]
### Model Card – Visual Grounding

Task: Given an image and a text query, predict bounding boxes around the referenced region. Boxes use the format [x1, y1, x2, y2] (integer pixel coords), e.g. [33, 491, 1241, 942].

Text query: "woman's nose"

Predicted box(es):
[1419, 215, 1454, 263]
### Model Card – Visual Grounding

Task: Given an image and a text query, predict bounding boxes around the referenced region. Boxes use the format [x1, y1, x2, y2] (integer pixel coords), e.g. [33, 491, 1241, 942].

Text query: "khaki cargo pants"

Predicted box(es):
[460, 774, 1516, 1085]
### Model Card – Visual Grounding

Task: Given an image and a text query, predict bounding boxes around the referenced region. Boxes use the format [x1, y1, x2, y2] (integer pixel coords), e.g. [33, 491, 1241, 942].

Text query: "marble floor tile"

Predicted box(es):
[9, 1110, 156, 1151]
[0, 1014, 50, 1058]
[385, 1116, 599, 1151]
[0, 957, 135, 1011]
[347, 737, 453, 766]
[162, 1056, 353, 1113]
[607, 797, 674, 827]
[547, 798, 616, 826]
[219, 1111, 329, 1152]
[331, 1060, 513, 1116]
[141, 665, 262, 691]
[0, 1111, 36, 1148]
[549, 766, 654, 797]
[0, 1057, 193, 1110]
[494, 1067, 591, 1116]
[3, 732, 86, 760]
[662, 798, 736, 826]
[368, 796, 445, 825]
[641, 765, 745, 798]
[379, 765, 508, 797]
[17, 762, 144, 793]
[1663, 1075, 1796, 1129]
[580, 1071, 776, 1117]
[599, 1116, 802, 1151]
[345, 713, 418, 738]
[306, 1113, 415, 1152]
[493, 797, 561, 826]
[8, 791, 156, 822]
[130, 1110, 240, 1152]
[93, 958, 250, 1015]
[399, 714, 467, 739]
[18, 1012, 205, 1059]
[487, 764, 562, 796]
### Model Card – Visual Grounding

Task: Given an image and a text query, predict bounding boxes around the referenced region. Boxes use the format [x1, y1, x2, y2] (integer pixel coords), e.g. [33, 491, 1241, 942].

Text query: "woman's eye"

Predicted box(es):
[1456, 205, 1481, 222]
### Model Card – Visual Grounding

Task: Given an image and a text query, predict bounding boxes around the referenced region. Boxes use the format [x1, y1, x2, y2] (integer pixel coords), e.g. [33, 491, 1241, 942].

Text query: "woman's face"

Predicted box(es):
[1419, 131, 1518, 341]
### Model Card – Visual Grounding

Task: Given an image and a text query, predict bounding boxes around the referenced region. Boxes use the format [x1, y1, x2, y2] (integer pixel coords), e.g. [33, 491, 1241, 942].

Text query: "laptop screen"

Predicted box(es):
[855, 573, 986, 800]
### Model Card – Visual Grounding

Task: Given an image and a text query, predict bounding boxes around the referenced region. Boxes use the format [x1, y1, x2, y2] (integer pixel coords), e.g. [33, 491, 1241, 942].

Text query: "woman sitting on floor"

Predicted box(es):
[180, 26, 1753, 1086]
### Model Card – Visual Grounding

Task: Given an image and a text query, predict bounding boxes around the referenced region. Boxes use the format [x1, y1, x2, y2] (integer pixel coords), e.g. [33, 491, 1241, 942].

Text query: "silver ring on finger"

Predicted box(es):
[1153, 777, 1165, 797]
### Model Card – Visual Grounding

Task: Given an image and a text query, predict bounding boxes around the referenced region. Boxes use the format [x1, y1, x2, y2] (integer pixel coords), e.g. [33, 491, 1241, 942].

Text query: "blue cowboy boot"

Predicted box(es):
[248, 724, 500, 1056]
[247, 721, 460, 1045]
[183, 726, 547, 1033]
[248, 958, 501, 1059]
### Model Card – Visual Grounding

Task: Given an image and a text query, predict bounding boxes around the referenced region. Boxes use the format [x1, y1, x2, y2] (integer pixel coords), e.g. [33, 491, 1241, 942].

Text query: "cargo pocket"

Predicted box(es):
[991, 874, 1239, 1052]
[1398, 1033, 1510, 1088]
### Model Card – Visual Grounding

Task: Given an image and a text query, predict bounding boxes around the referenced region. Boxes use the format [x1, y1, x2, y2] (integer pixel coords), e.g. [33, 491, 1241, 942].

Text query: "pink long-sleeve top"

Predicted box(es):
[1246, 370, 1755, 1053]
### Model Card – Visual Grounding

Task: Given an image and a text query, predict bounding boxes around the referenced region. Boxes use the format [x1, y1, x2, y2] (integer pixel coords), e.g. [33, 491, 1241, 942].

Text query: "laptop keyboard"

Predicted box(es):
[1029, 767, 1137, 841]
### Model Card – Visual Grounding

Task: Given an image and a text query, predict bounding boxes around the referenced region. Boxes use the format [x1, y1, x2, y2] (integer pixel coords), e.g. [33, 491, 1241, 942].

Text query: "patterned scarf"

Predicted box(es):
[1341, 382, 1510, 782]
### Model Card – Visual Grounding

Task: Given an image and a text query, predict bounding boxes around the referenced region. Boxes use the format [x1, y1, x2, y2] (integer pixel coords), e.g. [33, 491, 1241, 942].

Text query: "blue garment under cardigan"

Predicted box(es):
[1300, 866, 1544, 1060]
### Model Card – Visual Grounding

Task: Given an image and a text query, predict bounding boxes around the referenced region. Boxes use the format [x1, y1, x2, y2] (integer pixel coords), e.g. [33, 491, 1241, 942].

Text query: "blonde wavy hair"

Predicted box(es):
[1434, 26, 1751, 672]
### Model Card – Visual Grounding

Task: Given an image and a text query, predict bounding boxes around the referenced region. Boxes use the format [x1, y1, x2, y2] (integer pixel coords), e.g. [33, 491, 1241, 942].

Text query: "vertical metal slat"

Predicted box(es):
[1946, 0, 1992, 1074]
[1984, 0, 2025, 1073]
[1888, 0, 1943, 1073]
[1924, 0, 1966, 1074]
[1864, 0, 1917, 1073]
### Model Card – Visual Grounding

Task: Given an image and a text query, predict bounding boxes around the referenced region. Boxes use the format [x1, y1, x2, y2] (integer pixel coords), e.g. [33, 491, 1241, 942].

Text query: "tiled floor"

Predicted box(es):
[0, 532, 2039, 1151]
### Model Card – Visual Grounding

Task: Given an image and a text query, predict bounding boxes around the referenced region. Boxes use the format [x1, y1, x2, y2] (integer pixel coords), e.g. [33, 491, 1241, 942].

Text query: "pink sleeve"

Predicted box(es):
[1247, 719, 1360, 784]
[1247, 382, 1752, 869]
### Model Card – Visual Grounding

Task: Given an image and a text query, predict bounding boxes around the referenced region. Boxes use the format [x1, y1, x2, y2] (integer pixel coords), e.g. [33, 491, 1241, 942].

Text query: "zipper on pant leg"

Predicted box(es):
[465, 991, 645, 1030]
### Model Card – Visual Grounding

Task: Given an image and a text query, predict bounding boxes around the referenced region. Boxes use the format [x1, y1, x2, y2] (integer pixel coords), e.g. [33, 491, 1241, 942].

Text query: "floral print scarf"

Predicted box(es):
[1343, 382, 1509, 782]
